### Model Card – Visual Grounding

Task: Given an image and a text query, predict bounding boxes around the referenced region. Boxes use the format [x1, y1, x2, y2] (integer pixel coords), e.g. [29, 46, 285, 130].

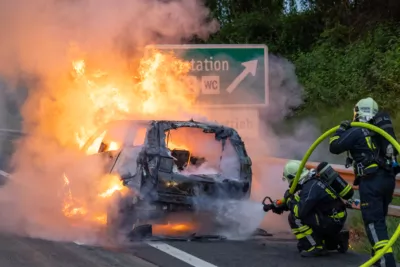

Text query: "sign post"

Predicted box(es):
[146, 44, 268, 138]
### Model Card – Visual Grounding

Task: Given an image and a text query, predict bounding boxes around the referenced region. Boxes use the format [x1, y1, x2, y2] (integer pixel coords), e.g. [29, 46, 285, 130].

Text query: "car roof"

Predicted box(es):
[81, 118, 239, 153]
[105, 119, 231, 130]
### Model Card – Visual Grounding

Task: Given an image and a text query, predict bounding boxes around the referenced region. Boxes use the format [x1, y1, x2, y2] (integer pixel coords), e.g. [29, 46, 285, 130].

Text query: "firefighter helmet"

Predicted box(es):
[353, 97, 378, 122]
[282, 160, 310, 186]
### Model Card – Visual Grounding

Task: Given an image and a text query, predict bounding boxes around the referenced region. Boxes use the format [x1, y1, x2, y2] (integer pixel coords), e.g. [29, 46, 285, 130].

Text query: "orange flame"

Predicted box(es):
[98, 175, 125, 198]
[62, 172, 126, 224]
[62, 174, 88, 218]
[68, 48, 199, 150]
[153, 223, 197, 235]
[59, 47, 203, 226]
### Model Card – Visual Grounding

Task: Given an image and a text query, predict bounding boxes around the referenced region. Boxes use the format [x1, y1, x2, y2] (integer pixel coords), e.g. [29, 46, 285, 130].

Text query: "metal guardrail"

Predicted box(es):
[262, 157, 400, 218]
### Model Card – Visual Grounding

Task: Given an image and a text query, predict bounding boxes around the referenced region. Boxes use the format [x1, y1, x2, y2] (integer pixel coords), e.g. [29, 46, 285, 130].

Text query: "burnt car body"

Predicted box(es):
[81, 119, 252, 237]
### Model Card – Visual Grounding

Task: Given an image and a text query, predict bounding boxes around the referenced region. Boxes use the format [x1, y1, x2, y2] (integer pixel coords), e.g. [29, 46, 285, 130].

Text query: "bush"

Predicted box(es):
[293, 23, 400, 114]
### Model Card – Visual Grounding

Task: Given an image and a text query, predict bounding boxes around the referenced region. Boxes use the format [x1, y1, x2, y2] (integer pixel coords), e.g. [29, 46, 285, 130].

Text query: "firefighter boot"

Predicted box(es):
[324, 237, 338, 251]
[337, 230, 350, 253]
[300, 245, 329, 257]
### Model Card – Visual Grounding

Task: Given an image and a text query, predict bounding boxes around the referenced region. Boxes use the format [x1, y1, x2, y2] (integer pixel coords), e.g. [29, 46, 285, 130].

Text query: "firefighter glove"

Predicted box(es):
[284, 189, 293, 202]
[339, 120, 351, 131]
[272, 207, 284, 215]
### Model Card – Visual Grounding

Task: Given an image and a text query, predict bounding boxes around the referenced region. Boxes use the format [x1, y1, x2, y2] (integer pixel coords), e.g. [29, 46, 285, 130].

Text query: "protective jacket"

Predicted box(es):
[288, 177, 347, 220]
[329, 127, 379, 178]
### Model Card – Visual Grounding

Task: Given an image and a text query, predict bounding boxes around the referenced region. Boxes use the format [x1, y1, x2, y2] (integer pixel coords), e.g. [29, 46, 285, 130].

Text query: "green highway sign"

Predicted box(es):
[146, 44, 268, 108]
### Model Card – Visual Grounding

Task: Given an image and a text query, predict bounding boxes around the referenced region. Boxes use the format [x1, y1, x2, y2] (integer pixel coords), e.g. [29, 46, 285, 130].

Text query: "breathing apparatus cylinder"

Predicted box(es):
[316, 162, 354, 200]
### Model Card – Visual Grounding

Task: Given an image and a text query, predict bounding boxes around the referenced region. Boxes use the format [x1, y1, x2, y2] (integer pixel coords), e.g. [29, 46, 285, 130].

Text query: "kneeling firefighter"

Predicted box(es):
[329, 97, 398, 267]
[264, 160, 354, 257]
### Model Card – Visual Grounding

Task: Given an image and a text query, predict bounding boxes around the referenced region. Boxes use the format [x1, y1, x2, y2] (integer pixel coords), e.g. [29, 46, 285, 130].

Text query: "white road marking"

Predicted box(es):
[146, 242, 219, 267]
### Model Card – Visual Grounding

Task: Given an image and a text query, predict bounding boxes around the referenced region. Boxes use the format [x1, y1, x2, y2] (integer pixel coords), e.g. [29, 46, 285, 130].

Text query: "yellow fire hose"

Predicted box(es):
[281, 122, 400, 266]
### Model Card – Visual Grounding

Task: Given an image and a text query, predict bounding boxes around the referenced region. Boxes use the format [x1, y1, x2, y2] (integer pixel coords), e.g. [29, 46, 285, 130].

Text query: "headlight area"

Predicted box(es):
[157, 176, 181, 190]
[156, 176, 195, 196]
[165, 181, 179, 187]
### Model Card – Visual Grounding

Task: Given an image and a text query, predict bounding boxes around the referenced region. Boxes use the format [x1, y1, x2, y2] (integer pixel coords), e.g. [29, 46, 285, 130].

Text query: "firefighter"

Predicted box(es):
[282, 160, 350, 257]
[329, 97, 397, 267]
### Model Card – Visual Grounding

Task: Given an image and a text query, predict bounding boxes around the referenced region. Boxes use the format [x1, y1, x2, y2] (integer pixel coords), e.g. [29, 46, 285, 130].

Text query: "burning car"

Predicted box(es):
[79, 119, 252, 239]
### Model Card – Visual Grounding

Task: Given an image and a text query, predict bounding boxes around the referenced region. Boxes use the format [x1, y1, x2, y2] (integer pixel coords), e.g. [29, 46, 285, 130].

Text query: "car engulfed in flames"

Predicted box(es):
[51, 47, 203, 235]
[63, 119, 252, 240]
[11, 44, 256, 239]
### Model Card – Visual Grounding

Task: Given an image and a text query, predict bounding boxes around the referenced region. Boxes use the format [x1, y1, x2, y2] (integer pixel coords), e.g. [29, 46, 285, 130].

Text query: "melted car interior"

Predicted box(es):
[165, 127, 240, 179]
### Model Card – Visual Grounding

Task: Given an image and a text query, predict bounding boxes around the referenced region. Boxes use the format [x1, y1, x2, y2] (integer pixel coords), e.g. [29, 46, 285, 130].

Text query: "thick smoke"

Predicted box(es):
[0, 0, 218, 78]
[0, 0, 337, 244]
[260, 55, 344, 162]
[0, 0, 219, 242]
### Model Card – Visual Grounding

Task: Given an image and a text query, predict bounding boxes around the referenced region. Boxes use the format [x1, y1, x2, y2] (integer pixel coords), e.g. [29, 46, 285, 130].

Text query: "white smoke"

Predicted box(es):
[0, 0, 219, 243]
[0, 0, 337, 244]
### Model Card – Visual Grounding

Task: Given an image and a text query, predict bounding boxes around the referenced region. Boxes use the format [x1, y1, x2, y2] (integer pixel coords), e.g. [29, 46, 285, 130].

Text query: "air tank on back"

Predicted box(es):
[316, 162, 354, 200]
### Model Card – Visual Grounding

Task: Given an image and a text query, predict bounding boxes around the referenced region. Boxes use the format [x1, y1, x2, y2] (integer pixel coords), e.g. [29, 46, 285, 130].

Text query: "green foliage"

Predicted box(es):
[294, 23, 400, 113]
[205, 1, 325, 55]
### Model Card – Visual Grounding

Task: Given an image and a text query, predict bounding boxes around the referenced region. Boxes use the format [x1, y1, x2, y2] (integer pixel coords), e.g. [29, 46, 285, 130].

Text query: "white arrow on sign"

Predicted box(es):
[226, 59, 258, 94]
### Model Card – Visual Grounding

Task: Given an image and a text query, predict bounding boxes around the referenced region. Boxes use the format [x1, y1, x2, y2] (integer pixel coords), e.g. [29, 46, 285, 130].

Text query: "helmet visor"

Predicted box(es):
[282, 173, 295, 184]
[283, 169, 309, 185]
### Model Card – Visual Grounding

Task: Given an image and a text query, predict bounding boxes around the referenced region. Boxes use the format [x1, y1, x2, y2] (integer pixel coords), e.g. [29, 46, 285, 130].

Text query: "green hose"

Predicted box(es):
[282, 122, 400, 266]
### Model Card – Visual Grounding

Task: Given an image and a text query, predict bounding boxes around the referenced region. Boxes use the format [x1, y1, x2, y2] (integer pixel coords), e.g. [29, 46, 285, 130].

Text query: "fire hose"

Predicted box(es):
[280, 122, 400, 267]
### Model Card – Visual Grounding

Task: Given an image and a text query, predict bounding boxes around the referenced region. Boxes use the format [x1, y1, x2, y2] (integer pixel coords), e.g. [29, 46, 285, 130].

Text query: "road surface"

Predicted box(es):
[0, 231, 374, 267]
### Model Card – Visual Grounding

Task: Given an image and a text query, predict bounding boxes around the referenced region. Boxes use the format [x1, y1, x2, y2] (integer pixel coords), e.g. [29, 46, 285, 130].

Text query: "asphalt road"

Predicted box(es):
[0, 232, 156, 267]
[133, 239, 371, 267]
[0, 231, 374, 267]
